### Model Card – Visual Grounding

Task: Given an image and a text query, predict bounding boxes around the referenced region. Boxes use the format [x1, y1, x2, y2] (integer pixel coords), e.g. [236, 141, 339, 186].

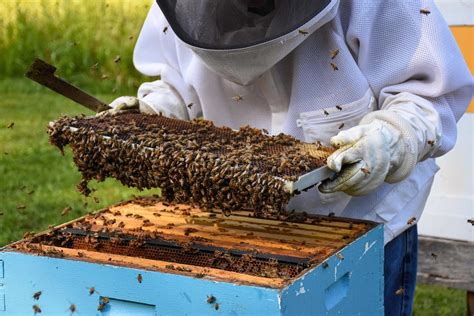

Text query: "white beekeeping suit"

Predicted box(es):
[116, 0, 473, 243]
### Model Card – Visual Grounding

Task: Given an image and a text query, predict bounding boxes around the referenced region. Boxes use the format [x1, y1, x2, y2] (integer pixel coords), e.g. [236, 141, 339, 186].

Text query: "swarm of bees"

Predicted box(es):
[48, 113, 330, 215]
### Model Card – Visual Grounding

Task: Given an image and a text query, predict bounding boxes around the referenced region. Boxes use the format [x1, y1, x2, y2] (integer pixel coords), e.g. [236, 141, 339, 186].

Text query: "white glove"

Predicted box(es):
[319, 115, 418, 196]
[102, 81, 189, 120]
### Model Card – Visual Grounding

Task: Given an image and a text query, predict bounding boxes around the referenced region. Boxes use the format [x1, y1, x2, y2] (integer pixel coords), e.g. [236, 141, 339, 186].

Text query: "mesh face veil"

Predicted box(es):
[156, 0, 340, 85]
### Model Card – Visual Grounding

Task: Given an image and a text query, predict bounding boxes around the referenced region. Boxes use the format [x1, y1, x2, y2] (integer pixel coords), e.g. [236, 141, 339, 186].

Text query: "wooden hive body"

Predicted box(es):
[0, 199, 384, 315]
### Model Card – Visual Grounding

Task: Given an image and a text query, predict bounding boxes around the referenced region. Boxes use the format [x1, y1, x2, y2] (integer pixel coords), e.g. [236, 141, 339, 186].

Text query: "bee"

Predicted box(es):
[407, 217, 416, 225]
[137, 273, 143, 283]
[61, 206, 72, 216]
[93, 197, 100, 204]
[114, 55, 121, 63]
[97, 297, 110, 311]
[330, 63, 339, 71]
[338, 123, 345, 129]
[232, 95, 243, 102]
[323, 110, 329, 116]
[69, 304, 77, 314]
[420, 8, 431, 15]
[431, 252, 438, 260]
[467, 218, 473, 226]
[16, 204, 26, 210]
[298, 29, 308, 35]
[77, 252, 85, 258]
[329, 48, 339, 59]
[27, 190, 35, 195]
[129, 35, 134, 40]
[195, 272, 206, 278]
[360, 167, 371, 175]
[33, 291, 42, 300]
[207, 295, 216, 304]
[163, 26, 169, 34]
[395, 287, 405, 296]
[90, 62, 99, 70]
[328, 212, 335, 217]
[336, 105, 342, 111]
[214, 303, 220, 310]
[7, 122, 14, 129]
[101, 74, 109, 80]
[336, 253, 344, 260]
[322, 262, 329, 269]
[427, 140, 435, 147]
[262, 128, 269, 134]
[88, 287, 96, 296]
[33, 304, 42, 314]
[184, 227, 198, 236]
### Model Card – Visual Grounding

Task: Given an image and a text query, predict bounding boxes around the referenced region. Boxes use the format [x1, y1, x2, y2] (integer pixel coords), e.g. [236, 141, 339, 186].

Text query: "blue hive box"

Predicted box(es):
[0, 199, 384, 315]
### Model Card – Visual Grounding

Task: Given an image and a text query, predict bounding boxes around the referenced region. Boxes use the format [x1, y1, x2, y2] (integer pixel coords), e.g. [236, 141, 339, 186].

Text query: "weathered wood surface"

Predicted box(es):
[417, 236, 474, 291]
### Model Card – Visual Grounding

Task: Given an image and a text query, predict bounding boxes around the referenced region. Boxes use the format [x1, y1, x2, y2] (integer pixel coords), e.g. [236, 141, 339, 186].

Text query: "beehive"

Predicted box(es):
[0, 198, 384, 315]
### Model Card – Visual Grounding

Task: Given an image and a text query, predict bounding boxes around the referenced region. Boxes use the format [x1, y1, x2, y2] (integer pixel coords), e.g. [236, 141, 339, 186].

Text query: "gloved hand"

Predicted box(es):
[100, 81, 190, 120]
[319, 116, 418, 196]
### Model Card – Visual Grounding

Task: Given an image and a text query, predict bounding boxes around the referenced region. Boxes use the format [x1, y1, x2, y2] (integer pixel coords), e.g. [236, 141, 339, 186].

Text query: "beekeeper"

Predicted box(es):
[109, 0, 473, 313]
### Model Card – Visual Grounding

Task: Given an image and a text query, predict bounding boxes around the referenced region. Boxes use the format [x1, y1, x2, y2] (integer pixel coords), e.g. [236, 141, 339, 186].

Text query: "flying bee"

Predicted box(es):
[431, 252, 438, 260]
[7, 122, 14, 129]
[137, 274, 143, 283]
[33, 291, 42, 300]
[338, 123, 345, 129]
[330, 63, 339, 71]
[329, 48, 339, 59]
[427, 140, 435, 147]
[207, 295, 216, 304]
[187, 103, 193, 109]
[88, 287, 96, 296]
[298, 29, 308, 35]
[33, 305, 42, 314]
[361, 167, 371, 175]
[468, 218, 474, 226]
[323, 110, 329, 116]
[69, 304, 77, 314]
[420, 8, 431, 15]
[336, 253, 344, 260]
[395, 287, 405, 296]
[407, 217, 416, 225]
[336, 105, 342, 111]
[163, 26, 169, 34]
[113, 55, 121, 63]
[61, 207, 72, 216]
[214, 303, 220, 310]
[232, 95, 243, 102]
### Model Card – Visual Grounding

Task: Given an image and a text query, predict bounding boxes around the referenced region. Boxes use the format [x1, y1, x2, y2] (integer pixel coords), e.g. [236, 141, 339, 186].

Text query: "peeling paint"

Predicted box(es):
[295, 285, 306, 296]
[359, 240, 377, 260]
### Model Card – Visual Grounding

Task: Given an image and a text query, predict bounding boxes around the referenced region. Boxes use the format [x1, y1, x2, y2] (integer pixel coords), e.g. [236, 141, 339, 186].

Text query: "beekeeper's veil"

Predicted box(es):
[156, 0, 340, 85]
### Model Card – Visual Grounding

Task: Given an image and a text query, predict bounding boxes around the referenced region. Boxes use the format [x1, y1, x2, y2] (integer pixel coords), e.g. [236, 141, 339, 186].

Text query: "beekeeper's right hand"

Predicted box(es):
[102, 81, 189, 120]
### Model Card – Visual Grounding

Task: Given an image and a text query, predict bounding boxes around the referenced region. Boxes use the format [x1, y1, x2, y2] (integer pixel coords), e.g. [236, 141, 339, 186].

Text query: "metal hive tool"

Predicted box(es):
[9, 198, 375, 285]
[51, 113, 334, 194]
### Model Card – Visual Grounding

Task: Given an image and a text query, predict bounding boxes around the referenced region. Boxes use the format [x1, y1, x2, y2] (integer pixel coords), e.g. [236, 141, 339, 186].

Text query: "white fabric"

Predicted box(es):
[320, 119, 413, 195]
[181, 0, 340, 85]
[137, 80, 189, 119]
[133, 0, 474, 243]
[108, 82, 189, 120]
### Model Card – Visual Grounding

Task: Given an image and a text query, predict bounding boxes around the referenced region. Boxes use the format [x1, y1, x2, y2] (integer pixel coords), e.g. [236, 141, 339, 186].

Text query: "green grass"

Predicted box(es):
[0, 0, 151, 94]
[0, 1, 468, 314]
[0, 78, 159, 245]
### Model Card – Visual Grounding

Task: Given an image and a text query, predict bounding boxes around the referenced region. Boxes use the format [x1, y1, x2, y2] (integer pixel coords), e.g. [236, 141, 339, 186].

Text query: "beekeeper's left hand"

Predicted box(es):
[319, 116, 418, 196]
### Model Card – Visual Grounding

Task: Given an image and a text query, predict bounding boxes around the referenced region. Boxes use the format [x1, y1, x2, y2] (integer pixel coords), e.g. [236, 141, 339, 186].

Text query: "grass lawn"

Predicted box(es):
[0, 79, 467, 315]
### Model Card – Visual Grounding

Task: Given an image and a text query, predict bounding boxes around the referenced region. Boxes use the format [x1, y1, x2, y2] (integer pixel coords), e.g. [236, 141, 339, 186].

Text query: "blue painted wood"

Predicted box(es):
[281, 225, 384, 315]
[0, 225, 384, 315]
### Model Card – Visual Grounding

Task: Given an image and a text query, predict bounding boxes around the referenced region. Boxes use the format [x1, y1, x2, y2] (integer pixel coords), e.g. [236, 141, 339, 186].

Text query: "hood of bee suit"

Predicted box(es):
[156, 0, 340, 85]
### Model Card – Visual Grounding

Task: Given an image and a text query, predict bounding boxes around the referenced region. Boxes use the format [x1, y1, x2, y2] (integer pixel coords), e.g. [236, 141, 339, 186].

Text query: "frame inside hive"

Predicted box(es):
[6, 198, 375, 288]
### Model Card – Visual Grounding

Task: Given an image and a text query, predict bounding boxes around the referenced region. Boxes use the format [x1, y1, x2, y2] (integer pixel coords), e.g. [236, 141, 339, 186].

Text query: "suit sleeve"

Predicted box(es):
[344, 0, 473, 161]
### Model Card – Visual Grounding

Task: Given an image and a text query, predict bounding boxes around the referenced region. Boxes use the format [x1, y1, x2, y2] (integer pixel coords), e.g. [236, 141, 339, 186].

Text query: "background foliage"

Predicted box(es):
[0, 1, 467, 314]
